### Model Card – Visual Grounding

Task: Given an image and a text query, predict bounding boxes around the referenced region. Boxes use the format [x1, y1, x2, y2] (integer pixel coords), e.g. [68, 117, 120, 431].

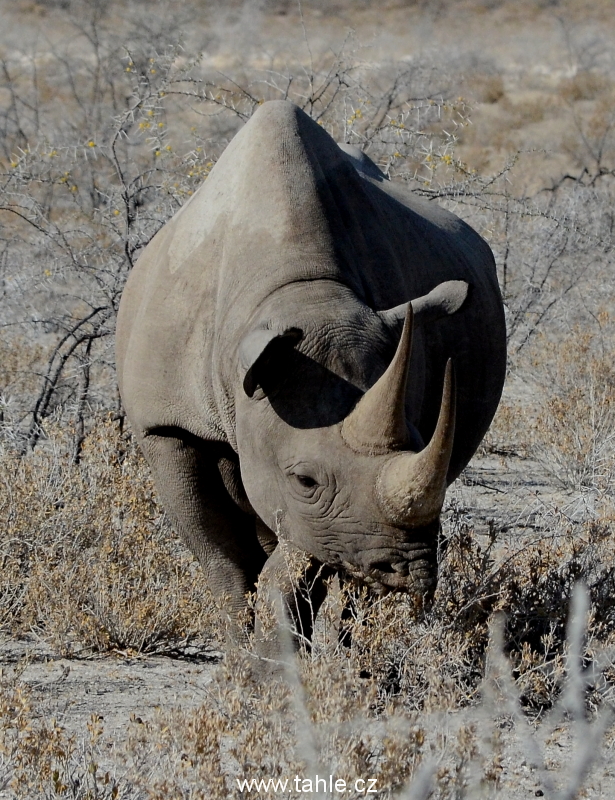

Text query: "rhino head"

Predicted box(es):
[235, 283, 463, 597]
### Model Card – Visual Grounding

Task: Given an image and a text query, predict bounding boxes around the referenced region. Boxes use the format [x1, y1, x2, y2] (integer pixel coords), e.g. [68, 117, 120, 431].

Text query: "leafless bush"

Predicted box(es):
[0, 1, 477, 459]
[2, 1, 612, 455]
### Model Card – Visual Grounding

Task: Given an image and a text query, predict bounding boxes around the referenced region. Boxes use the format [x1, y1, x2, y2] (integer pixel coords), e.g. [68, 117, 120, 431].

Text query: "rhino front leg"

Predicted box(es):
[254, 542, 334, 662]
[138, 429, 267, 640]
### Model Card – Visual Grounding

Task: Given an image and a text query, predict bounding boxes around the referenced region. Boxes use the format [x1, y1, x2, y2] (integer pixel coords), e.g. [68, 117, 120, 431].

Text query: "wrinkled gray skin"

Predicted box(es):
[116, 101, 506, 658]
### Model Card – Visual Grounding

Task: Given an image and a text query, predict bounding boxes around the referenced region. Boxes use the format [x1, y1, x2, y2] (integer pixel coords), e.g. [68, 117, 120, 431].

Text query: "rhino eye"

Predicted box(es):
[294, 473, 318, 489]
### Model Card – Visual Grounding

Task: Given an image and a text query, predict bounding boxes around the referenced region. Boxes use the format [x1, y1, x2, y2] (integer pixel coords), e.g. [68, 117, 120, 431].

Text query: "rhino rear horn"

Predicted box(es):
[376, 360, 456, 527]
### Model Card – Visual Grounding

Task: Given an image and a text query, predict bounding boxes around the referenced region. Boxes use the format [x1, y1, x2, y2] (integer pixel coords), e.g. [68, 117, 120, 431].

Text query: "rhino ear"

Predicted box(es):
[240, 326, 303, 397]
[337, 142, 388, 181]
[379, 280, 470, 330]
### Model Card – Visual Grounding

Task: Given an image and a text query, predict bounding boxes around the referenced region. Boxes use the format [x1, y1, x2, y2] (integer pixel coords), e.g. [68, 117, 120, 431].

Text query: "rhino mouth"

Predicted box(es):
[340, 543, 438, 595]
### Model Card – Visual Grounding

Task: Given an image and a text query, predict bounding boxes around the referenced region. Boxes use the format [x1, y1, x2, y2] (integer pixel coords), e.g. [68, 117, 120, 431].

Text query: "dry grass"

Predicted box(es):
[2, 417, 615, 796]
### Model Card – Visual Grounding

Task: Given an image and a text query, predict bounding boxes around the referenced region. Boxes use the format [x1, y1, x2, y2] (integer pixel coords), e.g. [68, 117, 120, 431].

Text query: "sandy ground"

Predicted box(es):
[0, 638, 221, 744]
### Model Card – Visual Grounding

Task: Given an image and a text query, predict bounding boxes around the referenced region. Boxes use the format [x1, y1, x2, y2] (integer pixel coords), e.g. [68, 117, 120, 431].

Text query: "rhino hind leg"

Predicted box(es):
[138, 429, 268, 639]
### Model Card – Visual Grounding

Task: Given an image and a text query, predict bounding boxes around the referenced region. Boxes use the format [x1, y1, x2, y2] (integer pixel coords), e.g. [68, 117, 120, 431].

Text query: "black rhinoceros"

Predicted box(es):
[116, 100, 506, 655]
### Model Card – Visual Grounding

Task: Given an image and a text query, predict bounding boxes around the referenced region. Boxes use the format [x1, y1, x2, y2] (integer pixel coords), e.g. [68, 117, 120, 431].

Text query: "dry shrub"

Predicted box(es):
[1, 596, 612, 800]
[310, 500, 615, 716]
[479, 398, 529, 457]
[560, 87, 615, 176]
[2, 347, 615, 794]
[526, 322, 615, 491]
[96, 554, 615, 797]
[122, 649, 428, 799]
[499, 94, 547, 129]
[0, 417, 219, 656]
[468, 74, 505, 105]
[559, 70, 612, 103]
[0, 644, 467, 799]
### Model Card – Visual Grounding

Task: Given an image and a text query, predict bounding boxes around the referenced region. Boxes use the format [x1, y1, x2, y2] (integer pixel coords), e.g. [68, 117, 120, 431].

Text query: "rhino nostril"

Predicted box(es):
[369, 560, 409, 576]
[369, 560, 393, 573]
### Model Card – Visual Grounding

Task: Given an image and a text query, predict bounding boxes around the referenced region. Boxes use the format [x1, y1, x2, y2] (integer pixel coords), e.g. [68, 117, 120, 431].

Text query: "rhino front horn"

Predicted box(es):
[376, 360, 456, 527]
[341, 303, 414, 455]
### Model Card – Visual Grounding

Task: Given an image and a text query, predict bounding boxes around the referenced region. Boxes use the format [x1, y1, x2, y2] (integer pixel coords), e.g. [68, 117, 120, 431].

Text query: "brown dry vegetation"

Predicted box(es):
[2, 0, 615, 797]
